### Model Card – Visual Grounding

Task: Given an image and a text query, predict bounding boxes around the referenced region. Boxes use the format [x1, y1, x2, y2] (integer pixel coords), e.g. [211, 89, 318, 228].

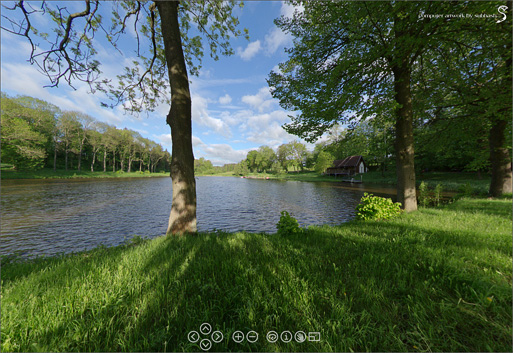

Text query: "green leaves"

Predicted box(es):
[355, 193, 402, 221]
[276, 211, 301, 236]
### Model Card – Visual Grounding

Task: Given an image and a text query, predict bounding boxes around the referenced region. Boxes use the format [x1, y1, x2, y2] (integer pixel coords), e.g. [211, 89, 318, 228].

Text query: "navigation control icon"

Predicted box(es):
[308, 332, 321, 342]
[232, 330, 245, 343]
[280, 331, 293, 343]
[247, 330, 259, 343]
[188, 330, 200, 343]
[211, 330, 223, 343]
[199, 339, 212, 351]
[295, 331, 306, 343]
[200, 323, 212, 335]
[266, 331, 279, 343]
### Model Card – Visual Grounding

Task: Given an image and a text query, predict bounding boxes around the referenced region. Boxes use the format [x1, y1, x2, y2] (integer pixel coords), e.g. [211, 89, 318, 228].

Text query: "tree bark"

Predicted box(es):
[489, 118, 512, 196]
[77, 137, 85, 171]
[53, 136, 57, 172]
[103, 149, 107, 172]
[156, 1, 197, 234]
[112, 150, 116, 172]
[91, 150, 96, 172]
[392, 62, 418, 211]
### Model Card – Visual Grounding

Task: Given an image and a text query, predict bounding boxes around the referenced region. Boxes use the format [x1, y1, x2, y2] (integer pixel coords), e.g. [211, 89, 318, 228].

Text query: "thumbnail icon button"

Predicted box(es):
[295, 331, 306, 343]
[247, 330, 259, 343]
[232, 330, 245, 343]
[199, 338, 212, 351]
[211, 330, 223, 343]
[308, 332, 321, 342]
[266, 331, 279, 343]
[200, 323, 212, 335]
[280, 331, 293, 343]
[187, 330, 200, 343]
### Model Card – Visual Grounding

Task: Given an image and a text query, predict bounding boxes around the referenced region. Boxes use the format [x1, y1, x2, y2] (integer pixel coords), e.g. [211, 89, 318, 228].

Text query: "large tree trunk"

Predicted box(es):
[392, 63, 418, 212]
[112, 150, 116, 172]
[489, 118, 512, 196]
[157, 1, 197, 234]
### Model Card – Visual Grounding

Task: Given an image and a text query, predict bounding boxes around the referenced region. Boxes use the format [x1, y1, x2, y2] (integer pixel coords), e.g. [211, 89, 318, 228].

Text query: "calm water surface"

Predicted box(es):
[0, 176, 395, 258]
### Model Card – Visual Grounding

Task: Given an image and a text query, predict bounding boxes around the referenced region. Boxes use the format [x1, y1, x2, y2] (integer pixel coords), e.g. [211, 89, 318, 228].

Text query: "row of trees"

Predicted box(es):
[1, 93, 171, 173]
[232, 141, 310, 175]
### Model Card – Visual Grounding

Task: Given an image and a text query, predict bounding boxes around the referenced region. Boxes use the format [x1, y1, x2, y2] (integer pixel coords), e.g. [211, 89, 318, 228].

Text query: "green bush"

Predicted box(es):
[457, 182, 474, 198]
[418, 182, 444, 207]
[276, 211, 301, 236]
[355, 193, 402, 221]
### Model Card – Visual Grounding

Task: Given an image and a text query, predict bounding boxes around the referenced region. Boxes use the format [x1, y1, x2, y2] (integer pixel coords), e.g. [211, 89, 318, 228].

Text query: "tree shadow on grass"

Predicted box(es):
[4, 223, 512, 352]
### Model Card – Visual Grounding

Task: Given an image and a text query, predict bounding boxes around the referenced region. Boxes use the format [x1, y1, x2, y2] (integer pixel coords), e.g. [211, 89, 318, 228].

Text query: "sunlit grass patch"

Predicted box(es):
[1, 198, 511, 352]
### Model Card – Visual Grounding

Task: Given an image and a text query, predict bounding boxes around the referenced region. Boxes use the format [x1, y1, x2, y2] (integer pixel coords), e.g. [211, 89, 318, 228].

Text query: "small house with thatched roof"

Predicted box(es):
[326, 155, 367, 176]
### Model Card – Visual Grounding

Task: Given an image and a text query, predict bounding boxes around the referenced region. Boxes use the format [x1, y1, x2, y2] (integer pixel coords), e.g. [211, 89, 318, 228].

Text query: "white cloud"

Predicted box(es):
[192, 94, 232, 137]
[202, 144, 250, 165]
[280, 2, 303, 18]
[241, 87, 276, 113]
[261, 2, 300, 55]
[246, 121, 294, 148]
[155, 133, 172, 149]
[264, 27, 292, 55]
[219, 94, 232, 105]
[236, 40, 262, 61]
[192, 135, 206, 147]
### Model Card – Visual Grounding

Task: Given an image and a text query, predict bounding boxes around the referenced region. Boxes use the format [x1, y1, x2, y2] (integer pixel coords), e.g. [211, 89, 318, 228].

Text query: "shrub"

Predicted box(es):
[457, 182, 474, 198]
[276, 211, 301, 236]
[418, 181, 430, 207]
[418, 182, 444, 207]
[355, 193, 402, 221]
[433, 183, 443, 206]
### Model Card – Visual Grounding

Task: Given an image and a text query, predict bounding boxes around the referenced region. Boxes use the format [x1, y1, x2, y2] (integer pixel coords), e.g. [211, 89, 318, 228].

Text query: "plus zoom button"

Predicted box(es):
[232, 331, 244, 343]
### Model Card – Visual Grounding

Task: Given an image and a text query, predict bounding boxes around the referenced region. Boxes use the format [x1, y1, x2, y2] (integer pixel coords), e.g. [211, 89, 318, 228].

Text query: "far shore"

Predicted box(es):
[2, 168, 494, 195]
[1, 168, 169, 180]
[196, 170, 491, 194]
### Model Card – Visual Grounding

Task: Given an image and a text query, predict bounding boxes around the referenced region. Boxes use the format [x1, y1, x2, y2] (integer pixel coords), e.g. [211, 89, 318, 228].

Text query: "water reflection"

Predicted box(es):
[1, 177, 395, 258]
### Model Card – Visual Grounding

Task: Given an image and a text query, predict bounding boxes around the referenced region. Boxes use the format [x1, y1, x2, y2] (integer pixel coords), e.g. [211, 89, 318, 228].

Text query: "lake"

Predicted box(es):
[0, 176, 395, 258]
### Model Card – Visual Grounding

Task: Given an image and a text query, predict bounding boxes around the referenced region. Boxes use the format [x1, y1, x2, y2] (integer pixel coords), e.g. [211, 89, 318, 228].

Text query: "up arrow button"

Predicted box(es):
[200, 323, 212, 335]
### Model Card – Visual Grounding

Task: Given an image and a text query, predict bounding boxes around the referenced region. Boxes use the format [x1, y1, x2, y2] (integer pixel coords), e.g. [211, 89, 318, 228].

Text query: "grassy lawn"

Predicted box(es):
[0, 167, 169, 180]
[2, 198, 511, 352]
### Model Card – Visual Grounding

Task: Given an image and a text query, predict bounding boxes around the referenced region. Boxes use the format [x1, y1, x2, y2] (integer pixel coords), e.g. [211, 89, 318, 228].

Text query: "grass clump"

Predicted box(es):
[1, 198, 511, 352]
[355, 192, 402, 220]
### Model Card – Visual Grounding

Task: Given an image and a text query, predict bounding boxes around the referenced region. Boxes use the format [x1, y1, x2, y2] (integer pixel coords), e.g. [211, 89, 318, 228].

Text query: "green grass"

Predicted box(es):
[2, 198, 511, 352]
[0, 168, 169, 180]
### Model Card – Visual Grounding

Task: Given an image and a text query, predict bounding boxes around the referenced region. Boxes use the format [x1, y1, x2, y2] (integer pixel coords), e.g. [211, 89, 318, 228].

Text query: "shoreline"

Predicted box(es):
[1, 169, 170, 180]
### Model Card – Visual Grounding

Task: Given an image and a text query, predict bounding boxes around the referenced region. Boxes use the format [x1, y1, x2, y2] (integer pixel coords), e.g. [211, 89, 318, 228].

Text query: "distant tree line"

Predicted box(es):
[1, 93, 171, 173]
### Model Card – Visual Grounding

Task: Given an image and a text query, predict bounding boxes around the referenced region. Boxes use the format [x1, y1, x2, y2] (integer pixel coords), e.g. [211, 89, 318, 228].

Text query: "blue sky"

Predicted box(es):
[1, 1, 315, 166]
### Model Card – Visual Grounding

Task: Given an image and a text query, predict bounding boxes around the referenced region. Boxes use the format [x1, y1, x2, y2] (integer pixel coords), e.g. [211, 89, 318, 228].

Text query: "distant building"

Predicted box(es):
[326, 155, 367, 176]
